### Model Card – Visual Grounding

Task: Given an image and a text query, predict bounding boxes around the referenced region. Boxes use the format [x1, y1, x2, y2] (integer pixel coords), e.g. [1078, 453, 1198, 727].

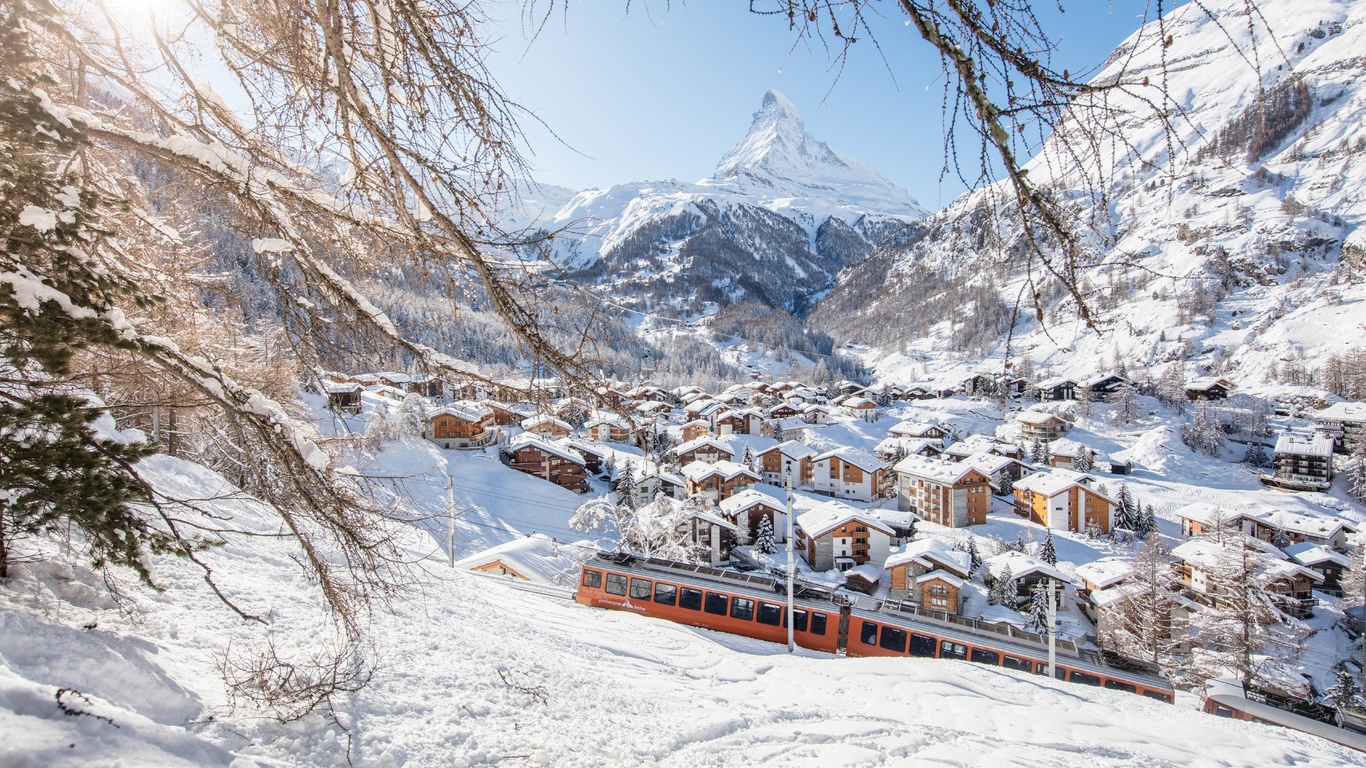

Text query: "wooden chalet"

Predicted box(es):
[1185, 377, 1233, 401]
[681, 460, 760, 503]
[674, 436, 735, 466]
[1016, 411, 1069, 442]
[1084, 374, 1134, 402]
[812, 448, 889, 502]
[1172, 538, 1320, 618]
[425, 402, 495, 449]
[1315, 401, 1366, 453]
[521, 414, 573, 438]
[888, 421, 949, 441]
[885, 539, 971, 602]
[504, 434, 590, 493]
[718, 489, 787, 543]
[1033, 376, 1078, 402]
[323, 382, 363, 413]
[584, 413, 632, 443]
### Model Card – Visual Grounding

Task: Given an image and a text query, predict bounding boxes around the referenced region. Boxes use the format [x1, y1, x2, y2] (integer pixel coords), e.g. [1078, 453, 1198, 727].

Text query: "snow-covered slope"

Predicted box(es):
[535, 91, 926, 315]
[815, 0, 1366, 388]
[1, 441, 1361, 766]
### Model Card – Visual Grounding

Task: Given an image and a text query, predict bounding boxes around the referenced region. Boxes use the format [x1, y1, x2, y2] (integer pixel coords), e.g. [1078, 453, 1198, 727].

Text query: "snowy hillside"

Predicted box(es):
[1, 434, 1362, 767]
[811, 0, 1366, 389]
[533, 91, 926, 315]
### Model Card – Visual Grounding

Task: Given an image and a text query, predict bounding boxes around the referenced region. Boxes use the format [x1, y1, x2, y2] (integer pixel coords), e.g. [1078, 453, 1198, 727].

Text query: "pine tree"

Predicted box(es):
[755, 514, 776, 555]
[1030, 437, 1049, 465]
[0, 22, 175, 582]
[988, 564, 1014, 605]
[1136, 502, 1157, 537]
[1115, 482, 1138, 530]
[997, 474, 1014, 497]
[1073, 448, 1093, 473]
[614, 460, 638, 510]
[1040, 529, 1058, 565]
[741, 442, 756, 472]
[1242, 443, 1270, 469]
[1026, 583, 1050, 632]
[966, 537, 983, 578]
[1182, 401, 1225, 457]
[1326, 669, 1365, 713]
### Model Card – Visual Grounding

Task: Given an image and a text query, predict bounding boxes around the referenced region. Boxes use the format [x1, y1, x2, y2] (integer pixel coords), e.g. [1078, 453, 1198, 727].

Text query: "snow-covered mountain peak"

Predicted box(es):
[713, 89, 838, 179]
[709, 91, 926, 218]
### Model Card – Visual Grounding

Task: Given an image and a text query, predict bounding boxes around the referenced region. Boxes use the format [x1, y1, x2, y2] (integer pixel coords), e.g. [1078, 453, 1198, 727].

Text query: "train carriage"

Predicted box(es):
[577, 554, 1174, 703]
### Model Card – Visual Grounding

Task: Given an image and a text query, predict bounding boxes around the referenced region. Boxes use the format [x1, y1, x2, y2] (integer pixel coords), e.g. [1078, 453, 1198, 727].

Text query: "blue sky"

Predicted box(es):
[485, 2, 1168, 211]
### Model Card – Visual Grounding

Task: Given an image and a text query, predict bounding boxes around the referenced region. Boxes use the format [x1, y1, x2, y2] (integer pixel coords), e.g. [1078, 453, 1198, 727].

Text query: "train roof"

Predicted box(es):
[1204, 678, 1366, 752]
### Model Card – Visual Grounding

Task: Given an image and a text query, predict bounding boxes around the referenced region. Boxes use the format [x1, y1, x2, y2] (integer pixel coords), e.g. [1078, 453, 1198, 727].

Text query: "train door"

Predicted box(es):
[836, 602, 852, 654]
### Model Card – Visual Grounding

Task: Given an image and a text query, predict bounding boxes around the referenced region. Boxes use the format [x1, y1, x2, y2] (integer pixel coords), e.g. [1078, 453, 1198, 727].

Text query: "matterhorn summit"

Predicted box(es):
[709, 90, 925, 218]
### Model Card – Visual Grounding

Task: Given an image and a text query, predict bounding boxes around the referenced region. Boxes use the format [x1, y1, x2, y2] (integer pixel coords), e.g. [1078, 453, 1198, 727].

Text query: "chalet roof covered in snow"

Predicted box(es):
[1073, 558, 1133, 590]
[813, 447, 886, 472]
[892, 454, 983, 484]
[434, 401, 493, 423]
[1284, 542, 1351, 568]
[914, 571, 965, 588]
[1171, 540, 1322, 585]
[507, 433, 586, 465]
[985, 552, 1070, 584]
[845, 564, 882, 584]
[963, 452, 1022, 477]
[885, 538, 971, 574]
[1317, 401, 1366, 423]
[680, 460, 759, 483]
[718, 488, 784, 515]
[521, 413, 572, 431]
[762, 440, 817, 461]
[1172, 502, 1261, 527]
[1047, 438, 1093, 459]
[797, 501, 895, 539]
[1273, 433, 1334, 457]
[675, 436, 735, 457]
[1016, 410, 1066, 426]
[1013, 469, 1111, 502]
[889, 421, 945, 438]
[1262, 510, 1356, 539]
[452, 534, 597, 585]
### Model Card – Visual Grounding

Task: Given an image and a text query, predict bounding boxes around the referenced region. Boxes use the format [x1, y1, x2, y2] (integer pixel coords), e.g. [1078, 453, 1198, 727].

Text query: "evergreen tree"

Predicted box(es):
[741, 442, 757, 472]
[1158, 364, 1187, 415]
[1040, 529, 1057, 566]
[1115, 482, 1138, 530]
[1182, 401, 1225, 457]
[997, 474, 1014, 497]
[614, 460, 638, 510]
[1026, 582, 1050, 632]
[1136, 502, 1158, 538]
[1073, 448, 1093, 473]
[1030, 437, 1050, 465]
[1326, 669, 1366, 712]
[0, 22, 176, 582]
[1241, 443, 1271, 469]
[966, 537, 983, 578]
[755, 514, 777, 555]
[988, 564, 1014, 605]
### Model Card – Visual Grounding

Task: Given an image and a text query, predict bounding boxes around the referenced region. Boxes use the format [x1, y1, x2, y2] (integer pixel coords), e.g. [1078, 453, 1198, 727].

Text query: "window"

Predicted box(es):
[731, 598, 755, 621]
[940, 641, 967, 660]
[930, 598, 948, 608]
[969, 648, 1000, 666]
[829, 463, 838, 478]
[581, 570, 602, 589]
[756, 603, 782, 626]
[788, 609, 809, 633]
[855, 525, 867, 533]
[1103, 680, 1138, 694]
[880, 626, 907, 653]
[860, 621, 879, 646]
[1069, 671, 1102, 687]
[704, 592, 729, 615]
[1002, 656, 1032, 672]
[809, 613, 827, 635]
[908, 633, 938, 658]
[604, 573, 627, 596]
[630, 578, 652, 600]
[1144, 691, 1174, 704]
[654, 582, 677, 606]
[680, 587, 703, 611]
[929, 584, 948, 596]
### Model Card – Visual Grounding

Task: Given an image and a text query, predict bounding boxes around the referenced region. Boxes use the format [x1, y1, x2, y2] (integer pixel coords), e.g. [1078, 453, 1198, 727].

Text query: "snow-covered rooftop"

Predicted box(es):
[813, 447, 885, 472]
[892, 454, 982, 484]
[797, 501, 895, 539]
[1073, 558, 1133, 590]
[1273, 432, 1334, 457]
[453, 534, 596, 585]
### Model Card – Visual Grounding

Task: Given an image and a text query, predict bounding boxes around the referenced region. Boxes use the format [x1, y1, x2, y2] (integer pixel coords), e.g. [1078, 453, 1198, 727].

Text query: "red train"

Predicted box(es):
[577, 553, 1175, 703]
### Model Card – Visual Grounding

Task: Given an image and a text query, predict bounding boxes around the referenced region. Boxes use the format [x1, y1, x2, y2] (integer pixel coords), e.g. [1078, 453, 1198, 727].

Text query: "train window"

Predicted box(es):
[908, 633, 937, 658]
[605, 573, 628, 596]
[1103, 680, 1138, 694]
[969, 648, 1000, 666]
[680, 588, 703, 611]
[1069, 671, 1102, 687]
[879, 626, 907, 653]
[756, 603, 782, 626]
[1143, 691, 1174, 704]
[940, 642, 967, 660]
[581, 570, 602, 589]
[704, 592, 729, 615]
[731, 598, 755, 621]
[1213, 705, 1234, 718]
[860, 621, 878, 646]
[654, 583, 677, 606]
[1002, 656, 1032, 672]
[629, 578, 652, 601]
[789, 609, 809, 633]
[809, 613, 827, 635]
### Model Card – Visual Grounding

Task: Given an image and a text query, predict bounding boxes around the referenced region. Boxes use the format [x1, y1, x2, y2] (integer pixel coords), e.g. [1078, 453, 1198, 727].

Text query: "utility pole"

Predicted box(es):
[1047, 577, 1057, 679]
[446, 472, 456, 568]
[786, 467, 796, 653]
